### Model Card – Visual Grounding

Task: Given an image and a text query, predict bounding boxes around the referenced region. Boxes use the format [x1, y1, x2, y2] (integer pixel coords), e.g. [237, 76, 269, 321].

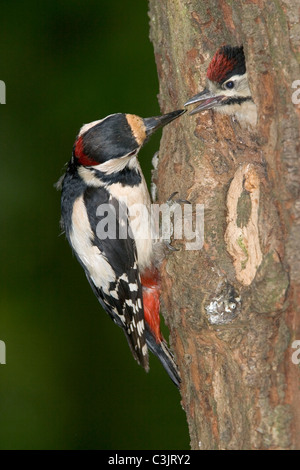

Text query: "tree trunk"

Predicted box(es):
[148, 0, 300, 450]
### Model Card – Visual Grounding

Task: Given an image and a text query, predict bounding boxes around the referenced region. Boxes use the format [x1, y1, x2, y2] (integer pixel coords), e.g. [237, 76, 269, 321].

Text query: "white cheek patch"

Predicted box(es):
[96, 155, 133, 175]
[217, 73, 250, 98]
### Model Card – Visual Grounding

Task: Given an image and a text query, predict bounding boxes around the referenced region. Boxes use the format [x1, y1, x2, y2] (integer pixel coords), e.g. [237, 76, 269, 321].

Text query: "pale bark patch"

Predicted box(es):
[225, 164, 262, 285]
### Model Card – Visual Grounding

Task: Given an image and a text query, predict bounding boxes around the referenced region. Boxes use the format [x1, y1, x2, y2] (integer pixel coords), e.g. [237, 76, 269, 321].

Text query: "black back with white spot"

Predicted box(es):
[81, 184, 148, 369]
[60, 167, 148, 369]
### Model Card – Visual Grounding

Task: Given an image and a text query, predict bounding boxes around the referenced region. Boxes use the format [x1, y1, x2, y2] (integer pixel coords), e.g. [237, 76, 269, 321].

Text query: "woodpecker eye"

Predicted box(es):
[225, 81, 234, 89]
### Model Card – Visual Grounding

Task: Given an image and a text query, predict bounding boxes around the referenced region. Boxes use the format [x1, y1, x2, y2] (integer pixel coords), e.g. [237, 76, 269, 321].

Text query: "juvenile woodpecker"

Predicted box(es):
[184, 45, 257, 127]
[58, 110, 185, 387]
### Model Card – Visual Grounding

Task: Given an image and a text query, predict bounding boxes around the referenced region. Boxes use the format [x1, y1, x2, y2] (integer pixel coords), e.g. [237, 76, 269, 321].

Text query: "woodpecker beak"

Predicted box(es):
[143, 109, 186, 137]
[184, 88, 226, 115]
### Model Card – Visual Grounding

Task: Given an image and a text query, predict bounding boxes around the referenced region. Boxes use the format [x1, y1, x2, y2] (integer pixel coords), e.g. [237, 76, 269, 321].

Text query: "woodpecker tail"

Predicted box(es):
[141, 268, 181, 387]
[145, 326, 181, 387]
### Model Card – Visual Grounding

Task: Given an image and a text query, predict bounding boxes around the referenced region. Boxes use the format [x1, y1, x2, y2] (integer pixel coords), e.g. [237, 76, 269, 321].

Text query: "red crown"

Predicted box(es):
[207, 48, 238, 83]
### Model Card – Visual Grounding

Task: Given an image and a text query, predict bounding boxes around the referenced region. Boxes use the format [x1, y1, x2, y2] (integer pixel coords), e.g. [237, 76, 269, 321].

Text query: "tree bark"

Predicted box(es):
[148, 0, 300, 450]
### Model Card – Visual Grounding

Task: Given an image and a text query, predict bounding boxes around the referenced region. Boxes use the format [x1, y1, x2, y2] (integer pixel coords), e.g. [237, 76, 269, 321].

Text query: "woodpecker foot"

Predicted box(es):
[167, 191, 191, 206]
[165, 242, 179, 252]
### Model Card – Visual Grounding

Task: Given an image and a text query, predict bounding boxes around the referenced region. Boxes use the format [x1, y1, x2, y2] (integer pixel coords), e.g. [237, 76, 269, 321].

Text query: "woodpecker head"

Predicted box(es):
[72, 110, 185, 170]
[184, 46, 256, 126]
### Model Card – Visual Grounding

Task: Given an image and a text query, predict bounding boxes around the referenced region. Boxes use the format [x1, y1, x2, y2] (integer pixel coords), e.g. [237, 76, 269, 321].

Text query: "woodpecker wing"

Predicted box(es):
[78, 184, 149, 370]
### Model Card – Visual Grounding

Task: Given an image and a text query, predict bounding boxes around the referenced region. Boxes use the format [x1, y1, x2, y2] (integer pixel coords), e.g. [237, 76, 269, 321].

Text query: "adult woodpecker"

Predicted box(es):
[184, 45, 257, 127]
[58, 110, 185, 387]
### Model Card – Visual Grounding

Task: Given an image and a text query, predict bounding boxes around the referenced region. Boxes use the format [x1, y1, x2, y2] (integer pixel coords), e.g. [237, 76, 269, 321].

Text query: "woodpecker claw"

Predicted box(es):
[177, 198, 191, 205]
[165, 242, 179, 252]
[167, 191, 191, 205]
[167, 191, 179, 202]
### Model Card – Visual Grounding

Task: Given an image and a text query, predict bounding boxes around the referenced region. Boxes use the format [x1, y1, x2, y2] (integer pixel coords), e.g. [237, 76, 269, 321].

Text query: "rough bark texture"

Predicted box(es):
[148, 0, 300, 450]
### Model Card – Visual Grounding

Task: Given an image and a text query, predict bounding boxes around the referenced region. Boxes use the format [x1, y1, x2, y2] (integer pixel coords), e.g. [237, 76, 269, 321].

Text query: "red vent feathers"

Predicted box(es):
[141, 269, 162, 343]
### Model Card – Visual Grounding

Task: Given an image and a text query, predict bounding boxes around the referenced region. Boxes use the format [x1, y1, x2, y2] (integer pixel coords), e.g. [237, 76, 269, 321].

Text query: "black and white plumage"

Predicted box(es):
[58, 111, 185, 385]
[184, 45, 257, 127]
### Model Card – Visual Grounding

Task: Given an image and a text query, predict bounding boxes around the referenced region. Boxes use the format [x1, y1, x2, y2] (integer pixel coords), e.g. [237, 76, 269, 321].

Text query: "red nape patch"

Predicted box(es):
[207, 48, 237, 83]
[141, 268, 162, 343]
[74, 136, 99, 166]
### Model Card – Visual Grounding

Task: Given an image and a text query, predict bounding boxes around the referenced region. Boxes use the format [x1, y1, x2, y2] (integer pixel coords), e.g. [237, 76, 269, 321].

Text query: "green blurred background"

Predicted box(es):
[0, 0, 189, 450]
